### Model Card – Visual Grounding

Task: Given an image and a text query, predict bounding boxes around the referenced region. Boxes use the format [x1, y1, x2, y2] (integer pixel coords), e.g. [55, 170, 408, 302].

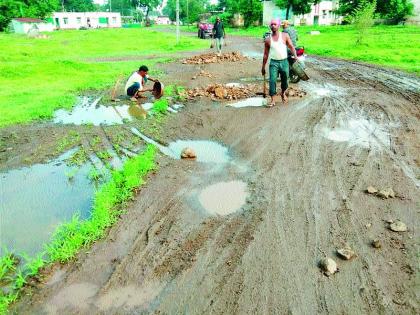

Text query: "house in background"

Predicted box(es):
[293, 1, 341, 25]
[10, 18, 54, 34]
[407, 0, 420, 24]
[154, 16, 171, 25]
[50, 12, 122, 29]
[263, 0, 341, 26]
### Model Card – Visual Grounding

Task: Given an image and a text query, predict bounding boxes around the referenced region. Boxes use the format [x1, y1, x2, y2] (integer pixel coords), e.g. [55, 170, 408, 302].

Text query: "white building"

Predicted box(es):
[51, 12, 122, 29]
[263, 1, 341, 26]
[10, 18, 54, 34]
[407, 0, 420, 24]
[293, 1, 341, 25]
[154, 16, 170, 25]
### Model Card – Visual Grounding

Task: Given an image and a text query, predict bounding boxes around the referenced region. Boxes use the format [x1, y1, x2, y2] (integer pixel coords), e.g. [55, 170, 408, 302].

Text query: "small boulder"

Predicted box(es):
[337, 248, 356, 260]
[378, 188, 395, 199]
[389, 221, 407, 232]
[319, 257, 338, 276]
[367, 186, 378, 194]
[372, 239, 381, 248]
[181, 147, 197, 159]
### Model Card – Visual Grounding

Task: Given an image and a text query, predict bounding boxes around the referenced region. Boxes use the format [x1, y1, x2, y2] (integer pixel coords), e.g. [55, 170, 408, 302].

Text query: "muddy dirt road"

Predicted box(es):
[8, 35, 420, 314]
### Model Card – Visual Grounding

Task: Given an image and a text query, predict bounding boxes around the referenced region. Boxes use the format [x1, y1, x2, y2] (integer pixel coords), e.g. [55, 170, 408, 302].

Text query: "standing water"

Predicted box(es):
[0, 151, 95, 256]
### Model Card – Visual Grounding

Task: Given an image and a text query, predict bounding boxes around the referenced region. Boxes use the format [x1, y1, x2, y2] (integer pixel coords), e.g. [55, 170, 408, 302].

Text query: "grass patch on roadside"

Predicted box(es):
[0, 28, 208, 127]
[226, 25, 420, 75]
[0, 145, 157, 313]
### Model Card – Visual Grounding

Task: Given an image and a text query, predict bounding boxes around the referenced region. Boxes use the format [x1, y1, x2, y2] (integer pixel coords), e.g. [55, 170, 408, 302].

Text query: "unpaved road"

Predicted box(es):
[8, 35, 420, 314]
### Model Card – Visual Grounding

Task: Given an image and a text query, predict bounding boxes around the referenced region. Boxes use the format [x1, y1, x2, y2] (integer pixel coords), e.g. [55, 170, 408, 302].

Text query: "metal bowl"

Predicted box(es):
[291, 60, 310, 81]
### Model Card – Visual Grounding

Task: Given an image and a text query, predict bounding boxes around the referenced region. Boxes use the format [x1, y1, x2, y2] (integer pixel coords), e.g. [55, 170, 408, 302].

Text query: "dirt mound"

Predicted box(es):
[187, 84, 306, 101]
[182, 52, 248, 64]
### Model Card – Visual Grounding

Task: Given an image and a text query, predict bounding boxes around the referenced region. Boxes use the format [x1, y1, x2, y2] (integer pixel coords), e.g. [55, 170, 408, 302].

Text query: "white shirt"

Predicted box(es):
[270, 36, 288, 61]
[125, 72, 148, 93]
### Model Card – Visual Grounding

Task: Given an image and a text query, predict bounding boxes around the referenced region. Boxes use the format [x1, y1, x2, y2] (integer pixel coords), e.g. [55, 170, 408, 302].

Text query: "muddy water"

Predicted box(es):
[198, 181, 248, 215]
[0, 151, 95, 256]
[53, 97, 150, 125]
[131, 128, 231, 163]
[229, 97, 267, 108]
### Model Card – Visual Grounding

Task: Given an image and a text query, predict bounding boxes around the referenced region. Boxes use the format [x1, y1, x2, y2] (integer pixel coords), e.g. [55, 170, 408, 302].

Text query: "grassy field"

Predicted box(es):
[0, 28, 207, 127]
[226, 25, 420, 75]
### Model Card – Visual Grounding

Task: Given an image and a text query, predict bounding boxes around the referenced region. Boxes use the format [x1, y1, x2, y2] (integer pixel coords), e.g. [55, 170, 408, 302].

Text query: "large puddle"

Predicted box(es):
[198, 181, 248, 215]
[53, 97, 151, 125]
[323, 118, 391, 149]
[229, 97, 267, 108]
[0, 151, 95, 256]
[131, 128, 231, 163]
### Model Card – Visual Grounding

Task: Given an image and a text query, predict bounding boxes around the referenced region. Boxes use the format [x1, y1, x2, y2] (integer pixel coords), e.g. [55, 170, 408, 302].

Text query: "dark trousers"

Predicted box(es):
[269, 59, 289, 96]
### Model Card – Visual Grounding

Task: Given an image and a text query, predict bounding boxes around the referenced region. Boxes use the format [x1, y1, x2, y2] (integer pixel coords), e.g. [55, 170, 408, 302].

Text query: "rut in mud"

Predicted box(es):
[6, 35, 420, 314]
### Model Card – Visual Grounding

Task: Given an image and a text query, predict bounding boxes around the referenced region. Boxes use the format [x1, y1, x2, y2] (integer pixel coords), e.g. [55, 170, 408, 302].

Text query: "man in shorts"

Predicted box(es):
[125, 65, 159, 101]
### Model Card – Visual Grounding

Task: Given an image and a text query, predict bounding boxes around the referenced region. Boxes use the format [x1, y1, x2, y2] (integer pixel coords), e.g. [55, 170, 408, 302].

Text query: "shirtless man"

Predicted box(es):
[262, 19, 298, 106]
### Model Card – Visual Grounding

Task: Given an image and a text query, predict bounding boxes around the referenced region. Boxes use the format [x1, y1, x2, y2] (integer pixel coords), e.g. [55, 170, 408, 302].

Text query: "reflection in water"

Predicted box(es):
[54, 97, 151, 125]
[0, 152, 95, 256]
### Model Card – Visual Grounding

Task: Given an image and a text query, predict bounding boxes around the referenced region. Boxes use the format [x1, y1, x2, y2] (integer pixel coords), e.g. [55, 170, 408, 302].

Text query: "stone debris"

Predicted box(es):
[182, 52, 248, 64]
[366, 186, 396, 199]
[389, 220, 407, 232]
[377, 188, 395, 199]
[337, 247, 356, 260]
[181, 147, 197, 159]
[372, 239, 381, 248]
[367, 186, 378, 194]
[319, 257, 338, 276]
[187, 84, 306, 101]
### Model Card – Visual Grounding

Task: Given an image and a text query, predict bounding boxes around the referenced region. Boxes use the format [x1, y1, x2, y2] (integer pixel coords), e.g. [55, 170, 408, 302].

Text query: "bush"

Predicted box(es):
[352, 0, 377, 44]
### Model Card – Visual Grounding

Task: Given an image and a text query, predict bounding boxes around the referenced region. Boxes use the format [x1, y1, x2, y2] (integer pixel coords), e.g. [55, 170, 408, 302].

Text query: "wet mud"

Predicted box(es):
[3, 35, 420, 315]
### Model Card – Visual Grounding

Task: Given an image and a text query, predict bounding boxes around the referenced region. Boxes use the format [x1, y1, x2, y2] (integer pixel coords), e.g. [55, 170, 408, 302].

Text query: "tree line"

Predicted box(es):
[0, 0, 415, 31]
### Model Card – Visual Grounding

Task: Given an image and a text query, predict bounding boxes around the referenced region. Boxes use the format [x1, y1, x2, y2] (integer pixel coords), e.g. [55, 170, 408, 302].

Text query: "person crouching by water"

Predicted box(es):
[125, 65, 159, 101]
[262, 19, 298, 107]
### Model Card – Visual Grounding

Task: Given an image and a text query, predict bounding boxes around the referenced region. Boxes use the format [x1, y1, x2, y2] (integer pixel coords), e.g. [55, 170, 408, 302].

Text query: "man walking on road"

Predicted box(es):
[281, 20, 298, 47]
[262, 19, 298, 107]
[212, 17, 226, 56]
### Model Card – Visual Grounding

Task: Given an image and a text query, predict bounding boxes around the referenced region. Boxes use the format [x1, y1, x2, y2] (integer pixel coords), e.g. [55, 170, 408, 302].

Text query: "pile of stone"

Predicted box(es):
[182, 52, 248, 64]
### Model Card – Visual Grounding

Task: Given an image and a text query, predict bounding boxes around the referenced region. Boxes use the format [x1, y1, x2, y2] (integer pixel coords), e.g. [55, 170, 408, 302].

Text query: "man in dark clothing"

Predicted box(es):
[281, 20, 298, 47]
[212, 17, 226, 56]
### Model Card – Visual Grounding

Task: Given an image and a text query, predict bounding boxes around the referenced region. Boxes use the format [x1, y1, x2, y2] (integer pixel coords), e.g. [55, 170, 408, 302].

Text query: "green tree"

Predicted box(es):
[62, 0, 95, 12]
[352, 0, 376, 44]
[131, 0, 160, 21]
[0, 0, 59, 31]
[240, 0, 262, 27]
[275, 0, 319, 19]
[337, 0, 413, 23]
[163, 0, 209, 24]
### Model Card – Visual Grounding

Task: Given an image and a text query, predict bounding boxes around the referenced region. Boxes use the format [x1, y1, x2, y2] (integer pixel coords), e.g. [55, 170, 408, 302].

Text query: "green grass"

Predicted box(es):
[0, 28, 208, 127]
[0, 145, 157, 313]
[226, 25, 420, 75]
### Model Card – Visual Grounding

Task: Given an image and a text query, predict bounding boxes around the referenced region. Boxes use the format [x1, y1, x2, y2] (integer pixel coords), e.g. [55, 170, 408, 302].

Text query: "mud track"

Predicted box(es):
[9, 36, 419, 314]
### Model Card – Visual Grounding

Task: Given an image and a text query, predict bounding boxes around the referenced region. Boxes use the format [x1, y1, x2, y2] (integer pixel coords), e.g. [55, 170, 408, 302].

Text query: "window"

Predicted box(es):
[77, 17, 81, 24]
[63, 18, 68, 24]
[112, 17, 117, 24]
[322, 10, 327, 18]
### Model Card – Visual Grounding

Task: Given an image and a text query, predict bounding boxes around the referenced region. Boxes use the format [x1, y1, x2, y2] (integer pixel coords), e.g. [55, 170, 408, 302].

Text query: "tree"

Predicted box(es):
[274, 0, 319, 19]
[240, 0, 262, 27]
[131, 0, 160, 21]
[0, 0, 59, 31]
[352, 0, 376, 44]
[163, 0, 209, 24]
[62, 0, 95, 12]
[337, 0, 414, 23]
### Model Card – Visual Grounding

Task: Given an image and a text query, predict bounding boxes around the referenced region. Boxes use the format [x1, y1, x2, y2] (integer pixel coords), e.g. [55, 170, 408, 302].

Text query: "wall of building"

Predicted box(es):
[407, 0, 420, 24]
[11, 20, 54, 34]
[293, 1, 340, 25]
[263, 1, 291, 25]
[51, 12, 122, 29]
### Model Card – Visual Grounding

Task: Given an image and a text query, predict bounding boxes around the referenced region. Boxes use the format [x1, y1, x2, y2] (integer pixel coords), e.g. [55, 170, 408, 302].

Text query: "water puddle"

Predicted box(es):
[131, 127, 231, 163]
[229, 97, 267, 108]
[225, 83, 244, 88]
[242, 51, 263, 59]
[323, 118, 390, 149]
[240, 77, 264, 83]
[198, 181, 248, 215]
[53, 97, 150, 125]
[0, 151, 96, 256]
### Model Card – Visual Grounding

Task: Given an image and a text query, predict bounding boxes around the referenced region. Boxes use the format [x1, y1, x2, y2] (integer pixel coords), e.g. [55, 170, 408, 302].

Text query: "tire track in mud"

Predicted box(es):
[11, 46, 419, 314]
